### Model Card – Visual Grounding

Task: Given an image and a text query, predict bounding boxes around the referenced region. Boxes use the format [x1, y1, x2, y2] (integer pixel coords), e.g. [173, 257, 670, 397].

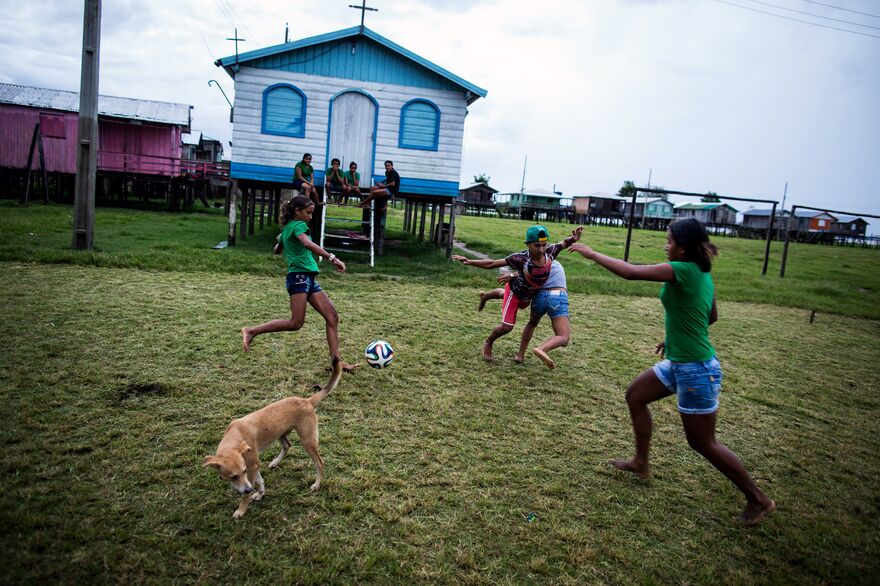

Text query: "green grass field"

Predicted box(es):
[1, 201, 879, 583]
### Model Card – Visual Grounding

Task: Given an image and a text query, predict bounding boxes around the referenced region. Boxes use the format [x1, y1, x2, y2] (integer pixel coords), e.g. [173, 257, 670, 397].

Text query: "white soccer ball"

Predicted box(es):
[364, 340, 394, 369]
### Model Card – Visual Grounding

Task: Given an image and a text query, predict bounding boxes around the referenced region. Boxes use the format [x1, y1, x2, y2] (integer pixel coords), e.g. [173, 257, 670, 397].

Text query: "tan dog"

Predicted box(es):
[203, 358, 343, 519]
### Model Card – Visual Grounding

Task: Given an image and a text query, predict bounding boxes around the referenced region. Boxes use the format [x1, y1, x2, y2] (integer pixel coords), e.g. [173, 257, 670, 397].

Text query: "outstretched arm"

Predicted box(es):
[296, 232, 346, 272]
[568, 243, 674, 282]
[559, 225, 584, 249]
[451, 255, 508, 270]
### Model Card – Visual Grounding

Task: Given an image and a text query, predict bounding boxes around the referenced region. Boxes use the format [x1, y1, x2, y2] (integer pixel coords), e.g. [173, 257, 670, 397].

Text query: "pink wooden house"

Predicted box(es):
[0, 83, 191, 178]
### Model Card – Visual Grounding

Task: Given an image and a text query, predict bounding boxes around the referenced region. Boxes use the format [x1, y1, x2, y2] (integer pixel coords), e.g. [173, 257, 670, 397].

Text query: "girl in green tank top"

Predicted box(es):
[568, 218, 774, 526]
[241, 196, 358, 374]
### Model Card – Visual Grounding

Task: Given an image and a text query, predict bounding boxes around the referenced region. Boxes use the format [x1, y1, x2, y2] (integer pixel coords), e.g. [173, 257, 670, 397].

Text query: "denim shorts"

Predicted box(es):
[286, 272, 322, 296]
[653, 357, 722, 415]
[530, 289, 569, 319]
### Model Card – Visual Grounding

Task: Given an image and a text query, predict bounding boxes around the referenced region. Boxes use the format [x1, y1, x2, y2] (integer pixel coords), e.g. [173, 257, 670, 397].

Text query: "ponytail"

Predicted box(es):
[279, 195, 314, 226]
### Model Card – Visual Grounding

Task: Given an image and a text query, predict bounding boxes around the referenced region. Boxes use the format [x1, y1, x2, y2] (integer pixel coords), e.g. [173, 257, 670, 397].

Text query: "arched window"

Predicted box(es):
[261, 84, 306, 138]
[398, 99, 439, 151]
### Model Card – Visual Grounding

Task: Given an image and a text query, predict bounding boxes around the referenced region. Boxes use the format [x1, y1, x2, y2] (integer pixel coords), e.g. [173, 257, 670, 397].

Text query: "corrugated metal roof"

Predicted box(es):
[460, 183, 498, 192]
[0, 83, 191, 127]
[572, 192, 625, 200]
[182, 131, 202, 145]
[675, 202, 739, 212]
[216, 26, 487, 103]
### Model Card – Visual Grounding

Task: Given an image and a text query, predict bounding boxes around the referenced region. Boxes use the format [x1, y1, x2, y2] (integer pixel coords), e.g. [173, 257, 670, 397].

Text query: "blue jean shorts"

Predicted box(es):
[653, 357, 722, 415]
[286, 272, 322, 296]
[530, 289, 569, 319]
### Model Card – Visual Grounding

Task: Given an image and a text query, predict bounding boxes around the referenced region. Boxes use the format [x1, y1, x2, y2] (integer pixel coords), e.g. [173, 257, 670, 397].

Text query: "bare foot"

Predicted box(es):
[477, 291, 489, 312]
[532, 348, 556, 369]
[513, 353, 525, 364]
[481, 340, 493, 361]
[737, 499, 776, 526]
[609, 458, 650, 479]
[342, 361, 360, 373]
[241, 328, 254, 352]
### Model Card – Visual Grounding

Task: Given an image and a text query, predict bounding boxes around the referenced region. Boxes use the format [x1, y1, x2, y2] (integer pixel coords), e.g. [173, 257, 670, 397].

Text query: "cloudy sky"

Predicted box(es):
[3, 0, 878, 222]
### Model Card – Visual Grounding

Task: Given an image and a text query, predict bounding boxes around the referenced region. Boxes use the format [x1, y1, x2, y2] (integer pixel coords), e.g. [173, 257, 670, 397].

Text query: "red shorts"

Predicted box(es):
[501, 283, 530, 326]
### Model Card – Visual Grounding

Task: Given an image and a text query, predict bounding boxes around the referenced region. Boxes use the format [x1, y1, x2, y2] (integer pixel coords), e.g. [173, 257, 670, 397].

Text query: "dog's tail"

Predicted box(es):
[308, 356, 343, 407]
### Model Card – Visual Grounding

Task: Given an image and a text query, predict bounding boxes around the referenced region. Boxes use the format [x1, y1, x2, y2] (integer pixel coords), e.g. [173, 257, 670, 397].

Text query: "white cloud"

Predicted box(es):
[1, 0, 878, 218]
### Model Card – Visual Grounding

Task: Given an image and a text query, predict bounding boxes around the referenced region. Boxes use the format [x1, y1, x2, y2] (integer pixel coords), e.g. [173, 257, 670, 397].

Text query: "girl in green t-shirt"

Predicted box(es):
[241, 195, 358, 373]
[568, 218, 774, 526]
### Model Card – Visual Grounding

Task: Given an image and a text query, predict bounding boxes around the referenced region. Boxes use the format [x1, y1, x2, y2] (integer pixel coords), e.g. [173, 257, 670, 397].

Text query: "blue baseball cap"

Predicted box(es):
[525, 225, 549, 243]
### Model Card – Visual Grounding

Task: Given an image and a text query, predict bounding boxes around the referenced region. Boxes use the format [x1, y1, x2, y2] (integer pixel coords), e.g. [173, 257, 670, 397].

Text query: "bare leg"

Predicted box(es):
[308, 291, 359, 372]
[478, 288, 504, 312]
[681, 412, 775, 525]
[516, 314, 540, 363]
[533, 315, 570, 369]
[242, 293, 308, 351]
[483, 323, 513, 361]
[610, 368, 674, 478]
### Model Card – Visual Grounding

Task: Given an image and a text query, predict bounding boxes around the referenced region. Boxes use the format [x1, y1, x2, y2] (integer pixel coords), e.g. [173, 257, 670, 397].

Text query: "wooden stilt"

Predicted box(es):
[418, 202, 427, 241]
[259, 188, 266, 230]
[248, 187, 256, 236]
[239, 186, 248, 241]
[21, 123, 40, 204]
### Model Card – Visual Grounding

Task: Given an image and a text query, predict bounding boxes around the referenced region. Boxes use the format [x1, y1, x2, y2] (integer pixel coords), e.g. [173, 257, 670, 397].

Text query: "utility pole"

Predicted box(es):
[72, 0, 101, 250]
[641, 168, 652, 229]
[778, 181, 788, 241]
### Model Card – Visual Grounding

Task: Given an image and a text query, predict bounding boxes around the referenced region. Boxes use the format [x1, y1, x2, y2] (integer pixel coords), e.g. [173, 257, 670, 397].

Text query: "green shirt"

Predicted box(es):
[325, 167, 344, 184]
[280, 220, 319, 274]
[343, 170, 360, 185]
[294, 161, 313, 182]
[660, 261, 715, 362]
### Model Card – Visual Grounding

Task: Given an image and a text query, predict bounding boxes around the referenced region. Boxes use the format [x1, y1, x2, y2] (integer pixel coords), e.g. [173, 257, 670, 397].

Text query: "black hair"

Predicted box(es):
[279, 195, 314, 226]
[302, 153, 312, 160]
[384, 160, 393, 166]
[331, 158, 340, 165]
[349, 161, 357, 168]
[668, 218, 718, 272]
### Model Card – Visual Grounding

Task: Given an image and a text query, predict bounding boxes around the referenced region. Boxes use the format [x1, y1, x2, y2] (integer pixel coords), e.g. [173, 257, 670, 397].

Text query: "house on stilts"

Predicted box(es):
[214, 25, 487, 256]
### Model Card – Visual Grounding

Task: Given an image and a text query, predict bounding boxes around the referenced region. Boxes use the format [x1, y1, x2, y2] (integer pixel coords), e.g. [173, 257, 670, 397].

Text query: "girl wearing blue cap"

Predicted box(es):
[453, 224, 582, 361]
[568, 218, 774, 525]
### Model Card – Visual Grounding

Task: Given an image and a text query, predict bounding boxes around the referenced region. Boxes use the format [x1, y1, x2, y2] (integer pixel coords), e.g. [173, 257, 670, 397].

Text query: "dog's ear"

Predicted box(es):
[237, 441, 252, 455]
[203, 456, 221, 469]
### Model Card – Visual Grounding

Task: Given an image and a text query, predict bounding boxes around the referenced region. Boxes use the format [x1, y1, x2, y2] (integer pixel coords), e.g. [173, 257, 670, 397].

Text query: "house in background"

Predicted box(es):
[741, 208, 788, 231]
[182, 131, 224, 162]
[572, 192, 625, 221]
[214, 25, 487, 249]
[674, 202, 738, 225]
[645, 198, 675, 220]
[831, 215, 868, 238]
[502, 188, 571, 222]
[0, 82, 191, 199]
[457, 182, 498, 216]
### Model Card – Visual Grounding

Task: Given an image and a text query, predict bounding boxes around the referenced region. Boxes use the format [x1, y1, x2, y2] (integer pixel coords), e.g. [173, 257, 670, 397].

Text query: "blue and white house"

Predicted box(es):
[215, 25, 487, 198]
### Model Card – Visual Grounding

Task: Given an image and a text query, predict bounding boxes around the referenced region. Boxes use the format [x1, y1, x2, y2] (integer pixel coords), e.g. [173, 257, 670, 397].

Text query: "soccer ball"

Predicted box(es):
[364, 340, 394, 369]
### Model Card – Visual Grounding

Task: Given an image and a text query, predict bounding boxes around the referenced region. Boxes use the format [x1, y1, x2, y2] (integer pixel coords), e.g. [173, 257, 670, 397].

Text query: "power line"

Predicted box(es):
[712, 0, 880, 39]
[182, 0, 216, 60]
[801, 0, 880, 19]
[741, 0, 880, 29]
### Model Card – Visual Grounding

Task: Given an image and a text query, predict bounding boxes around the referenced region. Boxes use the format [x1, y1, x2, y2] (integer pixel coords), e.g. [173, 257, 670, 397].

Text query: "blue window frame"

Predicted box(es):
[398, 99, 439, 151]
[261, 83, 306, 138]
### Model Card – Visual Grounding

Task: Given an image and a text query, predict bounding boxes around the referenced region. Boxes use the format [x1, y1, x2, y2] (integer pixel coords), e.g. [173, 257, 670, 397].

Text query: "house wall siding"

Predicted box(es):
[230, 66, 467, 189]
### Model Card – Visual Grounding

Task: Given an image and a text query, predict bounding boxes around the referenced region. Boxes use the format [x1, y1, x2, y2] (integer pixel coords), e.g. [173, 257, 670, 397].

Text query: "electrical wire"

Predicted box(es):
[182, 0, 216, 60]
[801, 0, 880, 19]
[712, 0, 880, 38]
[741, 0, 880, 29]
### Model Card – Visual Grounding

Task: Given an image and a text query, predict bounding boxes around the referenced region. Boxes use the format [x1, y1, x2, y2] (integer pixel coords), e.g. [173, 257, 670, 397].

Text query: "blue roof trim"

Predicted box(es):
[216, 26, 486, 101]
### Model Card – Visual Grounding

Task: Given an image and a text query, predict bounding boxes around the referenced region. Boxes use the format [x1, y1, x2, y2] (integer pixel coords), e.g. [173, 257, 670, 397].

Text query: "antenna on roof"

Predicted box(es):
[349, 0, 378, 30]
[285, 22, 289, 43]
